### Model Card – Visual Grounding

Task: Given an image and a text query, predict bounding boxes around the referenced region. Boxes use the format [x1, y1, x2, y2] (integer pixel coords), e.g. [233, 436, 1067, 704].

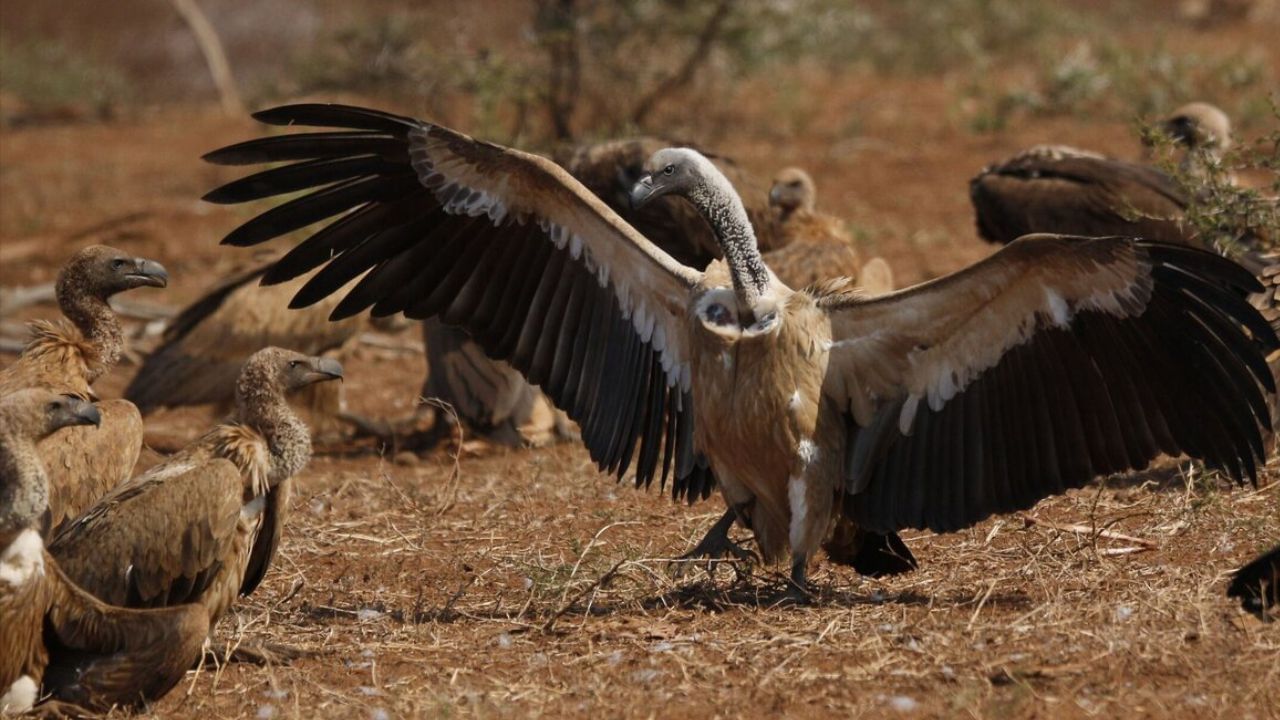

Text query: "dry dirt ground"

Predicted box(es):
[2, 40, 1279, 720]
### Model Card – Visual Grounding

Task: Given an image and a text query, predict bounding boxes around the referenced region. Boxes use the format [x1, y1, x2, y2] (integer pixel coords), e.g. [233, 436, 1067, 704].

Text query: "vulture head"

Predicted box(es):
[0, 389, 102, 442]
[237, 347, 344, 402]
[1156, 102, 1232, 155]
[58, 245, 170, 303]
[768, 167, 817, 218]
[629, 148, 728, 211]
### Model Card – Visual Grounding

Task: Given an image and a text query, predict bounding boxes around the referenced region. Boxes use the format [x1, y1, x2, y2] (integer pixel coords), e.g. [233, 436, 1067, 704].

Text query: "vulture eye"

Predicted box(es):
[288, 360, 303, 368]
[662, 164, 675, 176]
[111, 259, 127, 270]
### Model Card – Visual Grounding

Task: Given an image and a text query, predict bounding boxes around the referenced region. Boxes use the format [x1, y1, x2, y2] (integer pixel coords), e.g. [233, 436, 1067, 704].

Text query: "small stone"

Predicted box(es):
[257, 706, 277, 720]
[888, 695, 918, 712]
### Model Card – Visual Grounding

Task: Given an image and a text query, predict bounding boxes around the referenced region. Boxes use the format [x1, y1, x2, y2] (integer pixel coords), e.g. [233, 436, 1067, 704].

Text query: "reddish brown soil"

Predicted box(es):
[1, 9, 1278, 718]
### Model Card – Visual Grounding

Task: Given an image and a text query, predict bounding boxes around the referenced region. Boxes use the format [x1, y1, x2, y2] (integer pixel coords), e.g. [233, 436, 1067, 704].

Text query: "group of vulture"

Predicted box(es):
[2, 98, 1277, 714]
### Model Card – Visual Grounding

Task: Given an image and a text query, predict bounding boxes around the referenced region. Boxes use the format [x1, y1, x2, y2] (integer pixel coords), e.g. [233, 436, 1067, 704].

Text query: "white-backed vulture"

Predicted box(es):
[51, 348, 342, 630]
[0, 245, 168, 537]
[123, 261, 386, 439]
[1, 389, 208, 714]
[420, 136, 782, 446]
[202, 104, 1276, 596]
[1228, 543, 1279, 618]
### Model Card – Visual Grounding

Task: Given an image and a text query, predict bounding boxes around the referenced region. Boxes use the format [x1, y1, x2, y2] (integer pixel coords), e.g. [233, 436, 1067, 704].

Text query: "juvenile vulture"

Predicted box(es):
[0, 245, 168, 536]
[767, 166, 895, 294]
[51, 348, 342, 631]
[968, 102, 1239, 250]
[1228, 543, 1279, 618]
[202, 104, 1276, 596]
[1, 389, 208, 714]
[123, 261, 372, 438]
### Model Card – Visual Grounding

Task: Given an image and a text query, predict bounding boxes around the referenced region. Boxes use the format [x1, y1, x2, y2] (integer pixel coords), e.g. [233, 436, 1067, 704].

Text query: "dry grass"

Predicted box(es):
[1, 5, 1279, 717]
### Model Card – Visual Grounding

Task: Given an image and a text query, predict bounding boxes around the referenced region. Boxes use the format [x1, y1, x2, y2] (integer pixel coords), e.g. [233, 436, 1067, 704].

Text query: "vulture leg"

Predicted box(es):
[206, 641, 312, 667]
[786, 557, 813, 605]
[673, 504, 758, 578]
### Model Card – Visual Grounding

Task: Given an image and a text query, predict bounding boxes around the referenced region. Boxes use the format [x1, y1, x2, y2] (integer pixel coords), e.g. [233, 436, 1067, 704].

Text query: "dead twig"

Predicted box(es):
[1020, 514, 1158, 550]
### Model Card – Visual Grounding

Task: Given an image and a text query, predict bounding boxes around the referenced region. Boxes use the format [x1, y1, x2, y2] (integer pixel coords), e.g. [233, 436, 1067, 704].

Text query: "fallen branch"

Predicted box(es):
[1020, 514, 1158, 549]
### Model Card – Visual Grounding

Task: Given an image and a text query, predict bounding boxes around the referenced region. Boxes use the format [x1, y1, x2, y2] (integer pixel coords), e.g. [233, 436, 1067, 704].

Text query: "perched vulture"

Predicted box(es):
[766, 166, 895, 294]
[51, 348, 342, 629]
[0, 245, 168, 537]
[1228, 543, 1279, 618]
[968, 102, 1242, 251]
[0, 389, 207, 714]
[123, 261, 373, 437]
[202, 104, 1276, 596]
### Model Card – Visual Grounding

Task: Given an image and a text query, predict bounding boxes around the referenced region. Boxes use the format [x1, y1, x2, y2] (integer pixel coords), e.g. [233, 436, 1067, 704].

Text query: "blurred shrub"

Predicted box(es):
[0, 38, 131, 125]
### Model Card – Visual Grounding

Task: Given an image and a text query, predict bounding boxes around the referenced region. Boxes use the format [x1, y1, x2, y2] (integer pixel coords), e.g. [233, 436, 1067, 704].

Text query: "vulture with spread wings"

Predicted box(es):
[203, 104, 1276, 595]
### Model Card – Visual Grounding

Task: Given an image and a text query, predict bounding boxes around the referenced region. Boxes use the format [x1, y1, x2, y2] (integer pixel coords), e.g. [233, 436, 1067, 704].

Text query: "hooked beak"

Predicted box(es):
[64, 396, 102, 428]
[305, 357, 345, 384]
[127, 258, 169, 288]
[629, 175, 658, 210]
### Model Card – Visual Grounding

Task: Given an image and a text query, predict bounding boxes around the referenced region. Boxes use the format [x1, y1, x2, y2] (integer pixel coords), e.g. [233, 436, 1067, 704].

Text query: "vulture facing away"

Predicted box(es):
[203, 104, 1276, 596]
[124, 260, 374, 438]
[1, 389, 208, 714]
[51, 348, 342, 631]
[0, 245, 169, 537]
[968, 102, 1250, 254]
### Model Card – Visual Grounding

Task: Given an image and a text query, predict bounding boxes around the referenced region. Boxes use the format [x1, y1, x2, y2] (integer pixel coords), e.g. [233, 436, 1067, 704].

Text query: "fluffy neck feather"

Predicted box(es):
[234, 383, 312, 485]
[55, 275, 121, 382]
[686, 171, 771, 317]
[0, 434, 48, 539]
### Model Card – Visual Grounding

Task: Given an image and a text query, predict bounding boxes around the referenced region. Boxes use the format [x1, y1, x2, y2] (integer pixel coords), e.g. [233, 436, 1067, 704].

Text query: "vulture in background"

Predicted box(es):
[1228, 544, 1279, 618]
[202, 104, 1276, 598]
[0, 245, 169, 536]
[123, 260, 385, 438]
[766, 166, 895, 294]
[0, 389, 208, 714]
[51, 348, 342, 644]
[969, 102, 1257, 257]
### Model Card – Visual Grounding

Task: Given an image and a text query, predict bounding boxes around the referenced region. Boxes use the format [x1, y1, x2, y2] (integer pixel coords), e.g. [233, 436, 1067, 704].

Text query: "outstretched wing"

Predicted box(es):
[822, 234, 1275, 533]
[970, 150, 1191, 246]
[204, 104, 711, 499]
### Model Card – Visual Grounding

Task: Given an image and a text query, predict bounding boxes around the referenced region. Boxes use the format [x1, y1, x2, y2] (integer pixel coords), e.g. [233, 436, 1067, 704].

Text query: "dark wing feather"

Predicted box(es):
[1227, 543, 1279, 617]
[970, 149, 1192, 246]
[205, 103, 707, 498]
[827, 235, 1276, 533]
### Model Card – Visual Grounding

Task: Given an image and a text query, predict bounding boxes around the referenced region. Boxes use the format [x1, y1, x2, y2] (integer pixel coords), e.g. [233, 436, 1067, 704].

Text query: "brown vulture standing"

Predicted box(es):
[123, 260, 376, 438]
[51, 348, 342, 635]
[0, 245, 168, 537]
[202, 104, 1276, 597]
[1, 389, 208, 714]
[766, 166, 895, 294]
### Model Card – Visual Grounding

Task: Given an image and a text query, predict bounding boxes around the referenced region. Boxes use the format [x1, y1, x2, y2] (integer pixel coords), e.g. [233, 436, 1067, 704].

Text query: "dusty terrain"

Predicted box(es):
[2, 4, 1279, 718]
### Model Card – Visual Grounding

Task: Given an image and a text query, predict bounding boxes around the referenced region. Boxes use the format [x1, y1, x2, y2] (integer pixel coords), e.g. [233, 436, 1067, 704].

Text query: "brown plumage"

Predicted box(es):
[1, 389, 207, 714]
[969, 103, 1236, 249]
[124, 261, 371, 437]
[51, 348, 342, 629]
[0, 245, 168, 537]
[202, 104, 1275, 596]
[766, 167, 895, 293]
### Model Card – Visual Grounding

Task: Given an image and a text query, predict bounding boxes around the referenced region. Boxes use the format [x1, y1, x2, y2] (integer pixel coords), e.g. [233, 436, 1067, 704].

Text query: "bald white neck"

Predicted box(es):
[685, 169, 771, 319]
